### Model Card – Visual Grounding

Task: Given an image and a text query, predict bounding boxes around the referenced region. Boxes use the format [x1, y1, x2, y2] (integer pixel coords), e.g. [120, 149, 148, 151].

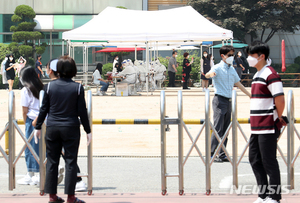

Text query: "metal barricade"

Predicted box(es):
[2, 90, 93, 195]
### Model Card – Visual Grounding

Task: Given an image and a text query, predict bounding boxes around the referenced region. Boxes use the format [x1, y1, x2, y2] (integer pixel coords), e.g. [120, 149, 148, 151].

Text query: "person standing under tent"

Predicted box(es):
[201, 51, 214, 92]
[1, 54, 9, 90]
[182, 52, 193, 89]
[247, 41, 286, 203]
[235, 51, 245, 79]
[5, 53, 17, 92]
[35, 54, 44, 78]
[17, 66, 43, 185]
[112, 55, 119, 75]
[205, 45, 251, 163]
[168, 51, 178, 87]
[34, 56, 91, 203]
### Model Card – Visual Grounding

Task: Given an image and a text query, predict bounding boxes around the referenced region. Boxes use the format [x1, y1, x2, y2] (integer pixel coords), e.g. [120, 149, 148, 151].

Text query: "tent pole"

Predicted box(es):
[135, 45, 137, 61]
[231, 38, 233, 46]
[68, 41, 71, 58]
[62, 40, 64, 56]
[222, 40, 224, 46]
[146, 42, 149, 96]
[86, 45, 88, 86]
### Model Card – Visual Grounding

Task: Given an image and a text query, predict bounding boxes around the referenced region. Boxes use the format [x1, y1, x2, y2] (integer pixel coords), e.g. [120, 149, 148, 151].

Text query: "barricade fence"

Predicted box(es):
[0, 89, 299, 196]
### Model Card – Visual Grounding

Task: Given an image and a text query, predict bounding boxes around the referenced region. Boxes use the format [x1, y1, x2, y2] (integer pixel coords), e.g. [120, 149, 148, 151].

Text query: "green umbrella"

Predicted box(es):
[212, 43, 248, 49]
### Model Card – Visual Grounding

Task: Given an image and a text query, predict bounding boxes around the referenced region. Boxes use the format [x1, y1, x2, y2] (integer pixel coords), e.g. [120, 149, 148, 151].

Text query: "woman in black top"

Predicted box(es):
[201, 51, 213, 91]
[5, 53, 17, 92]
[182, 52, 193, 89]
[35, 56, 91, 203]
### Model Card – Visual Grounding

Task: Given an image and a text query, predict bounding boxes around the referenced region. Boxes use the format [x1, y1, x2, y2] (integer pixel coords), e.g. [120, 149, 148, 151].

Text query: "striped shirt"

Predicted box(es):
[209, 60, 240, 98]
[250, 65, 284, 134]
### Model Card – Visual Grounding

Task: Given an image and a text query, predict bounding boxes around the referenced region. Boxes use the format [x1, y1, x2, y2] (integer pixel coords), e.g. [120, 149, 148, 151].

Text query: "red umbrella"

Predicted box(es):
[95, 47, 145, 53]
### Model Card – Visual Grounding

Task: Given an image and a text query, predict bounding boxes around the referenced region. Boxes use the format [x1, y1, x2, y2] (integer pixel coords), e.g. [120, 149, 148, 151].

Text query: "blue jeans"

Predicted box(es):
[100, 81, 109, 92]
[25, 117, 39, 172]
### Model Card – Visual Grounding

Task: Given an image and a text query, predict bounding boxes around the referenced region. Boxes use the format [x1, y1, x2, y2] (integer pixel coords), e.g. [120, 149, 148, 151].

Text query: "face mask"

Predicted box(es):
[203, 54, 207, 57]
[9, 57, 13, 61]
[187, 55, 189, 58]
[175, 55, 178, 58]
[116, 58, 118, 60]
[247, 56, 259, 67]
[225, 56, 234, 65]
[238, 53, 242, 57]
[45, 70, 50, 78]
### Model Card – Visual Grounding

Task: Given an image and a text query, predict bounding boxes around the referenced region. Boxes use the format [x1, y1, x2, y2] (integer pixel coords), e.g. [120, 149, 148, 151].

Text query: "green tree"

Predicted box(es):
[189, 0, 300, 43]
[9, 5, 47, 64]
[0, 43, 11, 62]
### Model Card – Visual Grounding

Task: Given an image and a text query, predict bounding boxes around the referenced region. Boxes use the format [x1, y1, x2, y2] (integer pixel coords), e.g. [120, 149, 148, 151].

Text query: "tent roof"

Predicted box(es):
[212, 43, 248, 49]
[62, 6, 233, 43]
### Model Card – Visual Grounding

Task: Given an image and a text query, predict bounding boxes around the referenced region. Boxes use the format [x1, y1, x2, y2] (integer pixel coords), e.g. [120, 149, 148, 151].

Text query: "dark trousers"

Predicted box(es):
[168, 71, 176, 87]
[44, 126, 80, 195]
[249, 127, 281, 200]
[61, 152, 82, 182]
[182, 71, 190, 89]
[211, 95, 231, 158]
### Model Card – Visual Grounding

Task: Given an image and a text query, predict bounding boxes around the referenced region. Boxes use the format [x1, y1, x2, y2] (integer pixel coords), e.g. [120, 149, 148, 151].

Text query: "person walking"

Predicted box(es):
[17, 66, 43, 185]
[1, 54, 9, 90]
[16, 56, 27, 89]
[168, 51, 178, 87]
[182, 52, 193, 89]
[247, 41, 286, 203]
[35, 54, 44, 78]
[201, 51, 214, 91]
[205, 45, 251, 163]
[5, 54, 17, 92]
[34, 56, 91, 203]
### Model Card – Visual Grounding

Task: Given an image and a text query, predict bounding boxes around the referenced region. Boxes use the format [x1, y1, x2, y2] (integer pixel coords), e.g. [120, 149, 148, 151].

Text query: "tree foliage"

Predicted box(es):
[189, 0, 300, 43]
[9, 5, 47, 64]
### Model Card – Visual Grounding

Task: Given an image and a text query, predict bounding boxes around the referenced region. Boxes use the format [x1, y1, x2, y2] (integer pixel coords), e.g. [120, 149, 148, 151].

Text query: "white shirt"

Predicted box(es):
[93, 69, 102, 84]
[21, 87, 40, 120]
[113, 59, 118, 74]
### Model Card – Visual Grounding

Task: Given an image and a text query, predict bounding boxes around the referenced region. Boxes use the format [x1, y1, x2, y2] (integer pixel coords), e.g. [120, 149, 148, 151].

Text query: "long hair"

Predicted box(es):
[95, 63, 103, 75]
[19, 66, 44, 99]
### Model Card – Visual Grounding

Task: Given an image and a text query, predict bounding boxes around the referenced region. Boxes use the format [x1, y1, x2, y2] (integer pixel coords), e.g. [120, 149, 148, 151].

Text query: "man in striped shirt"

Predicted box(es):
[247, 41, 287, 203]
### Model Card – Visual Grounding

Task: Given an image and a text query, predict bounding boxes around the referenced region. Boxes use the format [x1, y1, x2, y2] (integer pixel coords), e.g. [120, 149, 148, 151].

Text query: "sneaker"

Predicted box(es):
[213, 156, 223, 163]
[264, 198, 280, 203]
[17, 173, 32, 185]
[101, 91, 107, 96]
[57, 165, 64, 185]
[96, 91, 103, 96]
[75, 180, 87, 192]
[30, 175, 40, 186]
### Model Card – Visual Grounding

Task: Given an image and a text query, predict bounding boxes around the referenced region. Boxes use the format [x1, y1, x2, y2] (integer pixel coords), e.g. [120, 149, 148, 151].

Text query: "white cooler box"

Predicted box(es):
[116, 83, 128, 96]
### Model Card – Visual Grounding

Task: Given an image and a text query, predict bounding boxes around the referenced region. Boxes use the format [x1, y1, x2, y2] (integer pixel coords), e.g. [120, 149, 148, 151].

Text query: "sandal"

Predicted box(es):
[67, 197, 85, 203]
[49, 196, 65, 203]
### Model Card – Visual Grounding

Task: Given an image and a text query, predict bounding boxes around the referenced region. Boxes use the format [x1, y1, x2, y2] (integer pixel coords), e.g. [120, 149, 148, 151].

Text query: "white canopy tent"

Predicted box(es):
[62, 6, 233, 92]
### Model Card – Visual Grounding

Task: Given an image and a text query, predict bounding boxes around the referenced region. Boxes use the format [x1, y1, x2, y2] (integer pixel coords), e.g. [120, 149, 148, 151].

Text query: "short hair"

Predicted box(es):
[172, 51, 177, 55]
[246, 40, 269, 59]
[183, 52, 189, 57]
[37, 54, 41, 59]
[57, 56, 77, 78]
[64, 53, 69, 56]
[5, 54, 10, 57]
[219, 45, 235, 56]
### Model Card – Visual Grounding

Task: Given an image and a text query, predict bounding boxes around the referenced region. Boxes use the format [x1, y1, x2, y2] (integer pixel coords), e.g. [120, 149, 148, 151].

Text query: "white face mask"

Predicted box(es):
[203, 54, 207, 57]
[225, 56, 234, 65]
[247, 56, 259, 67]
[175, 55, 178, 58]
[116, 58, 118, 60]
[238, 53, 242, 57]
[9, 57, 13, 61]
[187, 55, 189, 58]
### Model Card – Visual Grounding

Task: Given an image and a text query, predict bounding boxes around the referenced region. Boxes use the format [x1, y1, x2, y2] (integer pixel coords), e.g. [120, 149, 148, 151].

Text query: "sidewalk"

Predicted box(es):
[1, 193, 299, 203]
